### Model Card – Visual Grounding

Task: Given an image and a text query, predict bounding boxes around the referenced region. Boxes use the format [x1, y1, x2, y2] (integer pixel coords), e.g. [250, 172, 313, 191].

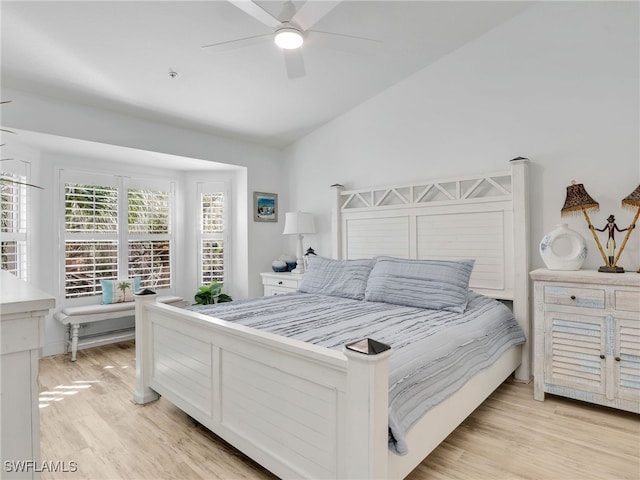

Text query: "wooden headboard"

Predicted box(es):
[331, 158, 531, 381]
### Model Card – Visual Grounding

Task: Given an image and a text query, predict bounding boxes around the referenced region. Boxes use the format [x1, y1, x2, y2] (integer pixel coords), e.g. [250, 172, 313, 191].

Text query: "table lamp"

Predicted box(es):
[562, 182, 640, 273]
[283, 211, 315, 274]
[615, 185, 640, 272]
[560, 182, 610, 270]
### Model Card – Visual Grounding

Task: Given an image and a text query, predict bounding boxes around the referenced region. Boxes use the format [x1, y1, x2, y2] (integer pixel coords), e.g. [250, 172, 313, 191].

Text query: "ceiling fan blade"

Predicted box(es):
[307, 30, 381, 55]
[228, 0, 282, 28]
[291, 0, 341, 30]
[283, 49, 305, 79]
[202, 33, 272, 51]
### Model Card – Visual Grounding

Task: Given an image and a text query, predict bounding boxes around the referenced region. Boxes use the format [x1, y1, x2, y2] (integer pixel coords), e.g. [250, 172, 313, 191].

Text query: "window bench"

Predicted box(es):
[54, 296, 184, 361]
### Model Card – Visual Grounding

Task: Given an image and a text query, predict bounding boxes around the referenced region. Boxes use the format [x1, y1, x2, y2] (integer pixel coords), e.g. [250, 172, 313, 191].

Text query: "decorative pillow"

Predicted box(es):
[364, 257, 475, 312]
[298, 255, 374, 300]
[100, 277, 141, 304]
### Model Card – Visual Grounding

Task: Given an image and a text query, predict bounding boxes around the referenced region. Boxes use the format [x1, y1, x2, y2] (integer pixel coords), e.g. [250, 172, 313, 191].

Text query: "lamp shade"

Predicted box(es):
[283, 212, 315, 235]
[621, 184, 640, 209]
[561, 182, 599, 216]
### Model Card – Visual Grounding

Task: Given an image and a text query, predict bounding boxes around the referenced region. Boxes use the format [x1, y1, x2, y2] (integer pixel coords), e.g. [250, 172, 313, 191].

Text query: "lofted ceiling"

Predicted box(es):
[1, 1, 533, 148]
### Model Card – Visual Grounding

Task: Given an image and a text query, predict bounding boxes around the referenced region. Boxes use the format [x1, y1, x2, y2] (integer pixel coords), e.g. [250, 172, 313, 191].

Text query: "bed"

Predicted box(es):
[133, 158, 531, 479]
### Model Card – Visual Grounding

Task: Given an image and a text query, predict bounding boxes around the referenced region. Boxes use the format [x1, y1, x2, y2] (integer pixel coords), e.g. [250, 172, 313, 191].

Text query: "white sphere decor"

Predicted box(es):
[539, 223, 587, 271]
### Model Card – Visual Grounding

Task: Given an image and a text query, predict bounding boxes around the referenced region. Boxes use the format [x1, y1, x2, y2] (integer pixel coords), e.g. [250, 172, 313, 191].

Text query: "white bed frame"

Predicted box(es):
[134, 158, 531, 480]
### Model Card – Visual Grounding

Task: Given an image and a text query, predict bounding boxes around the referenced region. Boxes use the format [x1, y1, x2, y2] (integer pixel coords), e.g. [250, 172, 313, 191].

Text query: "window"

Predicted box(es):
[127, 188, 171, 289]
[62, 171, 174, 299]
[64, 183, 118, 297]
[1, 163, 29, 280]
[199, 183, 227, 285]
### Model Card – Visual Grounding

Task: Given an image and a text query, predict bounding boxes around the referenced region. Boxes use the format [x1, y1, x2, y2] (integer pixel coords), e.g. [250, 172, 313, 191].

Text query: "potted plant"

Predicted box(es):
[194, 281, 232, 305]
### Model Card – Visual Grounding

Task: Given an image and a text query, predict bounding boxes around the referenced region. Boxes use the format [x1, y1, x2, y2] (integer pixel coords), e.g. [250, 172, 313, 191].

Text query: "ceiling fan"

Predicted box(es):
[202, 0, 379, 79]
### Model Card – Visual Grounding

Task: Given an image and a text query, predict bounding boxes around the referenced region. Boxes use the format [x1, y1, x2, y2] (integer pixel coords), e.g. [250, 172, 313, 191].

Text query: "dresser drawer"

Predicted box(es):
[615, 290, 640, 313]
[265, 286, 296, 296]
[262, 276, 300, 289]
[543, 285, 605, 309]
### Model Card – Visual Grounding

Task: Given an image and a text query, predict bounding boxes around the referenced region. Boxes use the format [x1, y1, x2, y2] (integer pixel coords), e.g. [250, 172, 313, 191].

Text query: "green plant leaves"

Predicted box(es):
[194, 281, 232, 305]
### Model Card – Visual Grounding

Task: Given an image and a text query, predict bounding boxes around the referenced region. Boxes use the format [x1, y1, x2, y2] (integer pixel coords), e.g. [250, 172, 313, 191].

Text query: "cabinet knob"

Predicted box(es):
[615, 356, 621, 362]
[570, 295, 576, 300]
[599, 354, 605, 360]
[278, 281, 283, 285]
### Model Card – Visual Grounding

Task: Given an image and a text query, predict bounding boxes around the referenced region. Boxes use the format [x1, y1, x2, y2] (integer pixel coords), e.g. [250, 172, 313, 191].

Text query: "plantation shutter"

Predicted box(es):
[127, 186, 172, 289]
[61, 171, 175, 299]
[64, 179, 119, 298]
[1, 163, 29, 280]
[199, 183, 227, 285]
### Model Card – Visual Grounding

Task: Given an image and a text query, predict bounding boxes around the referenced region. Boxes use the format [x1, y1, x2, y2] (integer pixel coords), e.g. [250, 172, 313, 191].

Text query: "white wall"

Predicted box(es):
[283, 1, 640, 272]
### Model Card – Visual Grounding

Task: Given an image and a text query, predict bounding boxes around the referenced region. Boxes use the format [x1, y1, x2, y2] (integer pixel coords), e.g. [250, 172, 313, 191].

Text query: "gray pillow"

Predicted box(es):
[298, 255, 374, 300]
[364, 257, 475, 312]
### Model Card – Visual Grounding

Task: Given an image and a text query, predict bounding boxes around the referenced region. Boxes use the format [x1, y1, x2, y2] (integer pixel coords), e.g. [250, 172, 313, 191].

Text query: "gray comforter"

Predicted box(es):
[188, 292, 526, 455]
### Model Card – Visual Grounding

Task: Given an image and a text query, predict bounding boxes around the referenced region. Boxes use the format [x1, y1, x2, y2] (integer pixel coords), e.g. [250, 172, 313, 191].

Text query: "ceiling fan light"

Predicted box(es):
[274, 28, 303, 49]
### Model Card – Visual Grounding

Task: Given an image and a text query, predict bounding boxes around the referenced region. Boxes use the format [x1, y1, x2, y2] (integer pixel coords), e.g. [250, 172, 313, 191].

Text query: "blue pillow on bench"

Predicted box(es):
[100, 277, 141, 304]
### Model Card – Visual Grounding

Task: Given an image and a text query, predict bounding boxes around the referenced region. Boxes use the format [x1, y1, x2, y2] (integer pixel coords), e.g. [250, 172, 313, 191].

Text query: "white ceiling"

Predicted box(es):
[1, 1, 533, 148]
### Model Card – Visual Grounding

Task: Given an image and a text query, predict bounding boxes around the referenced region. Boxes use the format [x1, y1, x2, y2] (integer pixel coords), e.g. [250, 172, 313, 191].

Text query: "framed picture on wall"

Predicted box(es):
[253, 192, 278, 222]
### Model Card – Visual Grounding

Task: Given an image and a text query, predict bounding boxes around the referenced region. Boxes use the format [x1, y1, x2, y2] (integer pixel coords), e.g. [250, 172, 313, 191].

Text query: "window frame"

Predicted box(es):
[59, 169, 176, 301]
[1, 160, 31, 280]
[197, 181, 229, 287]
[126, 183, 173, 290]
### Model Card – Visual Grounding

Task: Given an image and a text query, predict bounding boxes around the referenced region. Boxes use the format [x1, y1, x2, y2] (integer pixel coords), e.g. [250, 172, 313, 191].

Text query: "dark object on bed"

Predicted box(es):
[346, 338, 391, 355]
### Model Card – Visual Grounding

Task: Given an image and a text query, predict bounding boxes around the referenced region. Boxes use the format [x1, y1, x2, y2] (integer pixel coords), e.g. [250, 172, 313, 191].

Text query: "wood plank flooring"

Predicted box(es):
[39, 341, 639, 480]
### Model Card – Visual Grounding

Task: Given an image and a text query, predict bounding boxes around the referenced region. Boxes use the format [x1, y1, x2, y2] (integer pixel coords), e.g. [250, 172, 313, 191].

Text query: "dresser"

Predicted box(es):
[530, 268, 639, 413]
[1, 271, 56, 478]
[260, 272, 303, 296]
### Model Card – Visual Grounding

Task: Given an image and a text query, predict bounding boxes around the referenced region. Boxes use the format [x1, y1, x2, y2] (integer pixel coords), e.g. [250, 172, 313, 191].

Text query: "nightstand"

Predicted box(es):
[530, 268, 639, 413]
[260, 272, 303, 296]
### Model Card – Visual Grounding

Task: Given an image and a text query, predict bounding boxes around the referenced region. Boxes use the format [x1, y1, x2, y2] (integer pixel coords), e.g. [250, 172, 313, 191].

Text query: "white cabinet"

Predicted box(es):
[260, 272, 303, 296]
[530, 268, 639, 413]
[1, 271, 56, 478]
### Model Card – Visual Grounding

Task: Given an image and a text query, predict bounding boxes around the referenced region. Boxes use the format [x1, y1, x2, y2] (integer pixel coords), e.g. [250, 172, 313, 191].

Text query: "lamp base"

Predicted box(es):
[598, 265, 625, 273]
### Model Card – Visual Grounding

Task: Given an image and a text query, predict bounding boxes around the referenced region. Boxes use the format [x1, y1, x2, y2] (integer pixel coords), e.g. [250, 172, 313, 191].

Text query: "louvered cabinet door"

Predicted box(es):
[614, 317, 640, 403]
[544, 311, 607, 399]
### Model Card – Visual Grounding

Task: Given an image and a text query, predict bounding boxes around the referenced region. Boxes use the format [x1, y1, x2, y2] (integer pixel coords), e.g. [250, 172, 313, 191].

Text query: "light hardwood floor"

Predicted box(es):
[39, 341, 639, 480]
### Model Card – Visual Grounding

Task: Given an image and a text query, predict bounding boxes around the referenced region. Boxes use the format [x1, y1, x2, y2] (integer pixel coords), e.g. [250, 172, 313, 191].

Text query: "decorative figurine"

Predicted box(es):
[592, 214, 628, 273]
[303, 247, 317, 271]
